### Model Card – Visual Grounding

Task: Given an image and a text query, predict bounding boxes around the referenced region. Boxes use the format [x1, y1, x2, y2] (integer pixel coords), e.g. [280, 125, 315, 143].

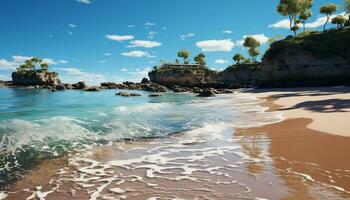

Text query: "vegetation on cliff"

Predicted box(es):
[264, 28, 350, 61]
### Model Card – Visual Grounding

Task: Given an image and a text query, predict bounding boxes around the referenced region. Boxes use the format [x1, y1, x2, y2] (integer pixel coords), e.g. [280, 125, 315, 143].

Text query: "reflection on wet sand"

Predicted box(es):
[248, 118, 350, 200]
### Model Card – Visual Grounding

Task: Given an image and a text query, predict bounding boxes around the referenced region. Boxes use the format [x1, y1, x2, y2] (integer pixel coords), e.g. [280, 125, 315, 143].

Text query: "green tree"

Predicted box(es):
[233, 53, 245, 64]
[298, 10, 312, 31]
[244, 37, 260, 62]
[344, 0, 350, 24]
[331, 15, 346, 28]
[345, 0, 350, 13]
[277, 0, 313, 34]
[40, 63, 49, 71]
[177, 49, 190, 64]
[320, 3, 338, 31]
[248, 48, 260, 62]
[291, 24, 300, 36]
[194, 53, 206, 67]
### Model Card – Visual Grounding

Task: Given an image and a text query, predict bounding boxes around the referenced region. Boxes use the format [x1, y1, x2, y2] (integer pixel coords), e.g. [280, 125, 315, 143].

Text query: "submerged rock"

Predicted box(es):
[84, 86, 101, 92]
[116, 92, 142, 97]
[149, 93, 162, 97]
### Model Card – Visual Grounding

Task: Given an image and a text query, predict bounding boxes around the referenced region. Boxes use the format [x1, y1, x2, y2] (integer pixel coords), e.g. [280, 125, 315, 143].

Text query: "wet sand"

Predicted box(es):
[4, 87, 350, 200]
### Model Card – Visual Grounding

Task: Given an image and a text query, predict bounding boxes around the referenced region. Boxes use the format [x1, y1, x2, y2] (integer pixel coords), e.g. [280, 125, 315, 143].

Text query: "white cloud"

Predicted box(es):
[180, 33, 195, 40]
[145, 22, 156, 29]
[305, 12, 346, 28]
[42, 58, 58, 65]
[97, 60, 106, 63]
[0, 56, 65, 71]
[196, 39, 234, 52]
[0, 59, 16, 71]
[128, 25, 135, 28]
[268, 19, 291, 29]
[222, 30, 233, 34]
[269, 12, 346, 29]
[104, 53, 111, 56]
[54, 67, 106, 85]
[12, 55, 32, 63]
[105, 34, 134, 42]
[127, 40, 162, 48]
[76, 0, 91, 4]
[244, 34, 269, 44]
[121, 50, 155, 58]
[214, 59, 228, 64]
[120, 68, 128, 72]
[148, 31, 158, 39]
[69, 24, 77, 28]
[58, 60, 68, 64]
[234, 39, 245, 47]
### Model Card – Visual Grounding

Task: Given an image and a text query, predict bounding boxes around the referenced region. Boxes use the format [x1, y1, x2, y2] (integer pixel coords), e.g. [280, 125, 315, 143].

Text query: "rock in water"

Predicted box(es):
[149, 93, 162, 97]
[72, 81, 87, 89]
[55, 84, 66, 90]
[11, 71, 61, 86]
[116, 92, 142, 97]
[141, 78, 150, 84]
[197, 89, 216, 97]
[84, 86, 101, 92]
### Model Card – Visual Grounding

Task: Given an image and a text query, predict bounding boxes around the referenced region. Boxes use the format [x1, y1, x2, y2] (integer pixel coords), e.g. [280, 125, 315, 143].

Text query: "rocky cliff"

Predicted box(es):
[149, 28, 350, 88]
[259, 29, 350, 87]
[12, 71, 61, 86]
[149, 64, 221, 87]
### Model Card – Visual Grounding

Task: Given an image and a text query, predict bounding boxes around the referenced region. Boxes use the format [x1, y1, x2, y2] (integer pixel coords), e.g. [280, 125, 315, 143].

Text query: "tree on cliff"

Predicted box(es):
[232, 53, 245, 64]
[331, 15, 346, 28]
[320, 3, 338, 31]
[243, 37, 260, 62]
[298, 9, 312, 31]
[177, 49, 190, 64]
[194, 53, 206, 67]
[277, 0, 313, 34]
[344, 0, 350, 25]
[17, 57, 50, 72]
[291, 24, 300, 36]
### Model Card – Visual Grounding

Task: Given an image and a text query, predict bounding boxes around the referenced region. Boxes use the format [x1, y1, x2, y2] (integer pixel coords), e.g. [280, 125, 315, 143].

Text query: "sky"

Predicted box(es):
[0, 0, 346, 84]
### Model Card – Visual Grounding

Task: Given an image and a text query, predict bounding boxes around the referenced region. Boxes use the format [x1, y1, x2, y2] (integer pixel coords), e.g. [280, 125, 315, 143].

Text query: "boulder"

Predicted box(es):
[197, 89, 216, 97]
[55, 84, 66, 90]
[142, 83, 167, 92]
[63, 83, 73, 89]
[192, 87, 203, 93]
[101, 82, 118, 89]
[84, 86, 101, 92]
[141, 78, 150, 84]
[72, 81, 87, 89]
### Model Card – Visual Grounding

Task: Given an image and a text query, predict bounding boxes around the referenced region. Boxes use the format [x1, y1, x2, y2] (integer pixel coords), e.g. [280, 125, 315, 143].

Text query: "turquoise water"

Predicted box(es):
[0, 88, 283, 190]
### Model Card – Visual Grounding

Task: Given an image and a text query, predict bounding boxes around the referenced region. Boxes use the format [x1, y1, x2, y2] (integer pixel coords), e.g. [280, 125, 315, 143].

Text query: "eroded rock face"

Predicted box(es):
[149, 65, 221, 88]
[11, 72, 61, 86]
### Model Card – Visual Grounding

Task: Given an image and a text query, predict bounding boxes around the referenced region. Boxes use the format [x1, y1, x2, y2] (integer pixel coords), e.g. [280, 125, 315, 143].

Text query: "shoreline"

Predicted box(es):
[2, 87, 350, 199]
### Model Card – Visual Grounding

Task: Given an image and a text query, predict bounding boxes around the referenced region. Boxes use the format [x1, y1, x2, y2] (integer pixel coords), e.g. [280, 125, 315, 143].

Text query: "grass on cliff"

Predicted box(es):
[223, 63, 262, 72]
[264, 28, 350, 60]
[150, 64, 218, 75]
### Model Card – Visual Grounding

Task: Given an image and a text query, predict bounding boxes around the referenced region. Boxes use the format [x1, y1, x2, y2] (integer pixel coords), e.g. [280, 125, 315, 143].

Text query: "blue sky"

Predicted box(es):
[0, 0, 346, 84]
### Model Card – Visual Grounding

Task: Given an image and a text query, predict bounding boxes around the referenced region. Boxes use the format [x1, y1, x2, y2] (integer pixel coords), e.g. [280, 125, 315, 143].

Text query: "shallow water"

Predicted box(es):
[1, 88, 349, 200]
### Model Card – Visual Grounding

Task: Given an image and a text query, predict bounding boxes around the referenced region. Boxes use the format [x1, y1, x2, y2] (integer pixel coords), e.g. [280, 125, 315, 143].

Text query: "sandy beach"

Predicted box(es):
[245, 86, 350, 137]
[3, 87, 350, 200]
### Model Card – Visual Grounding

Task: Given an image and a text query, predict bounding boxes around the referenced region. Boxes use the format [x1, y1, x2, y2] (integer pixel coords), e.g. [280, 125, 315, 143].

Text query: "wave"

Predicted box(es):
[0, 92, 284, 190]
